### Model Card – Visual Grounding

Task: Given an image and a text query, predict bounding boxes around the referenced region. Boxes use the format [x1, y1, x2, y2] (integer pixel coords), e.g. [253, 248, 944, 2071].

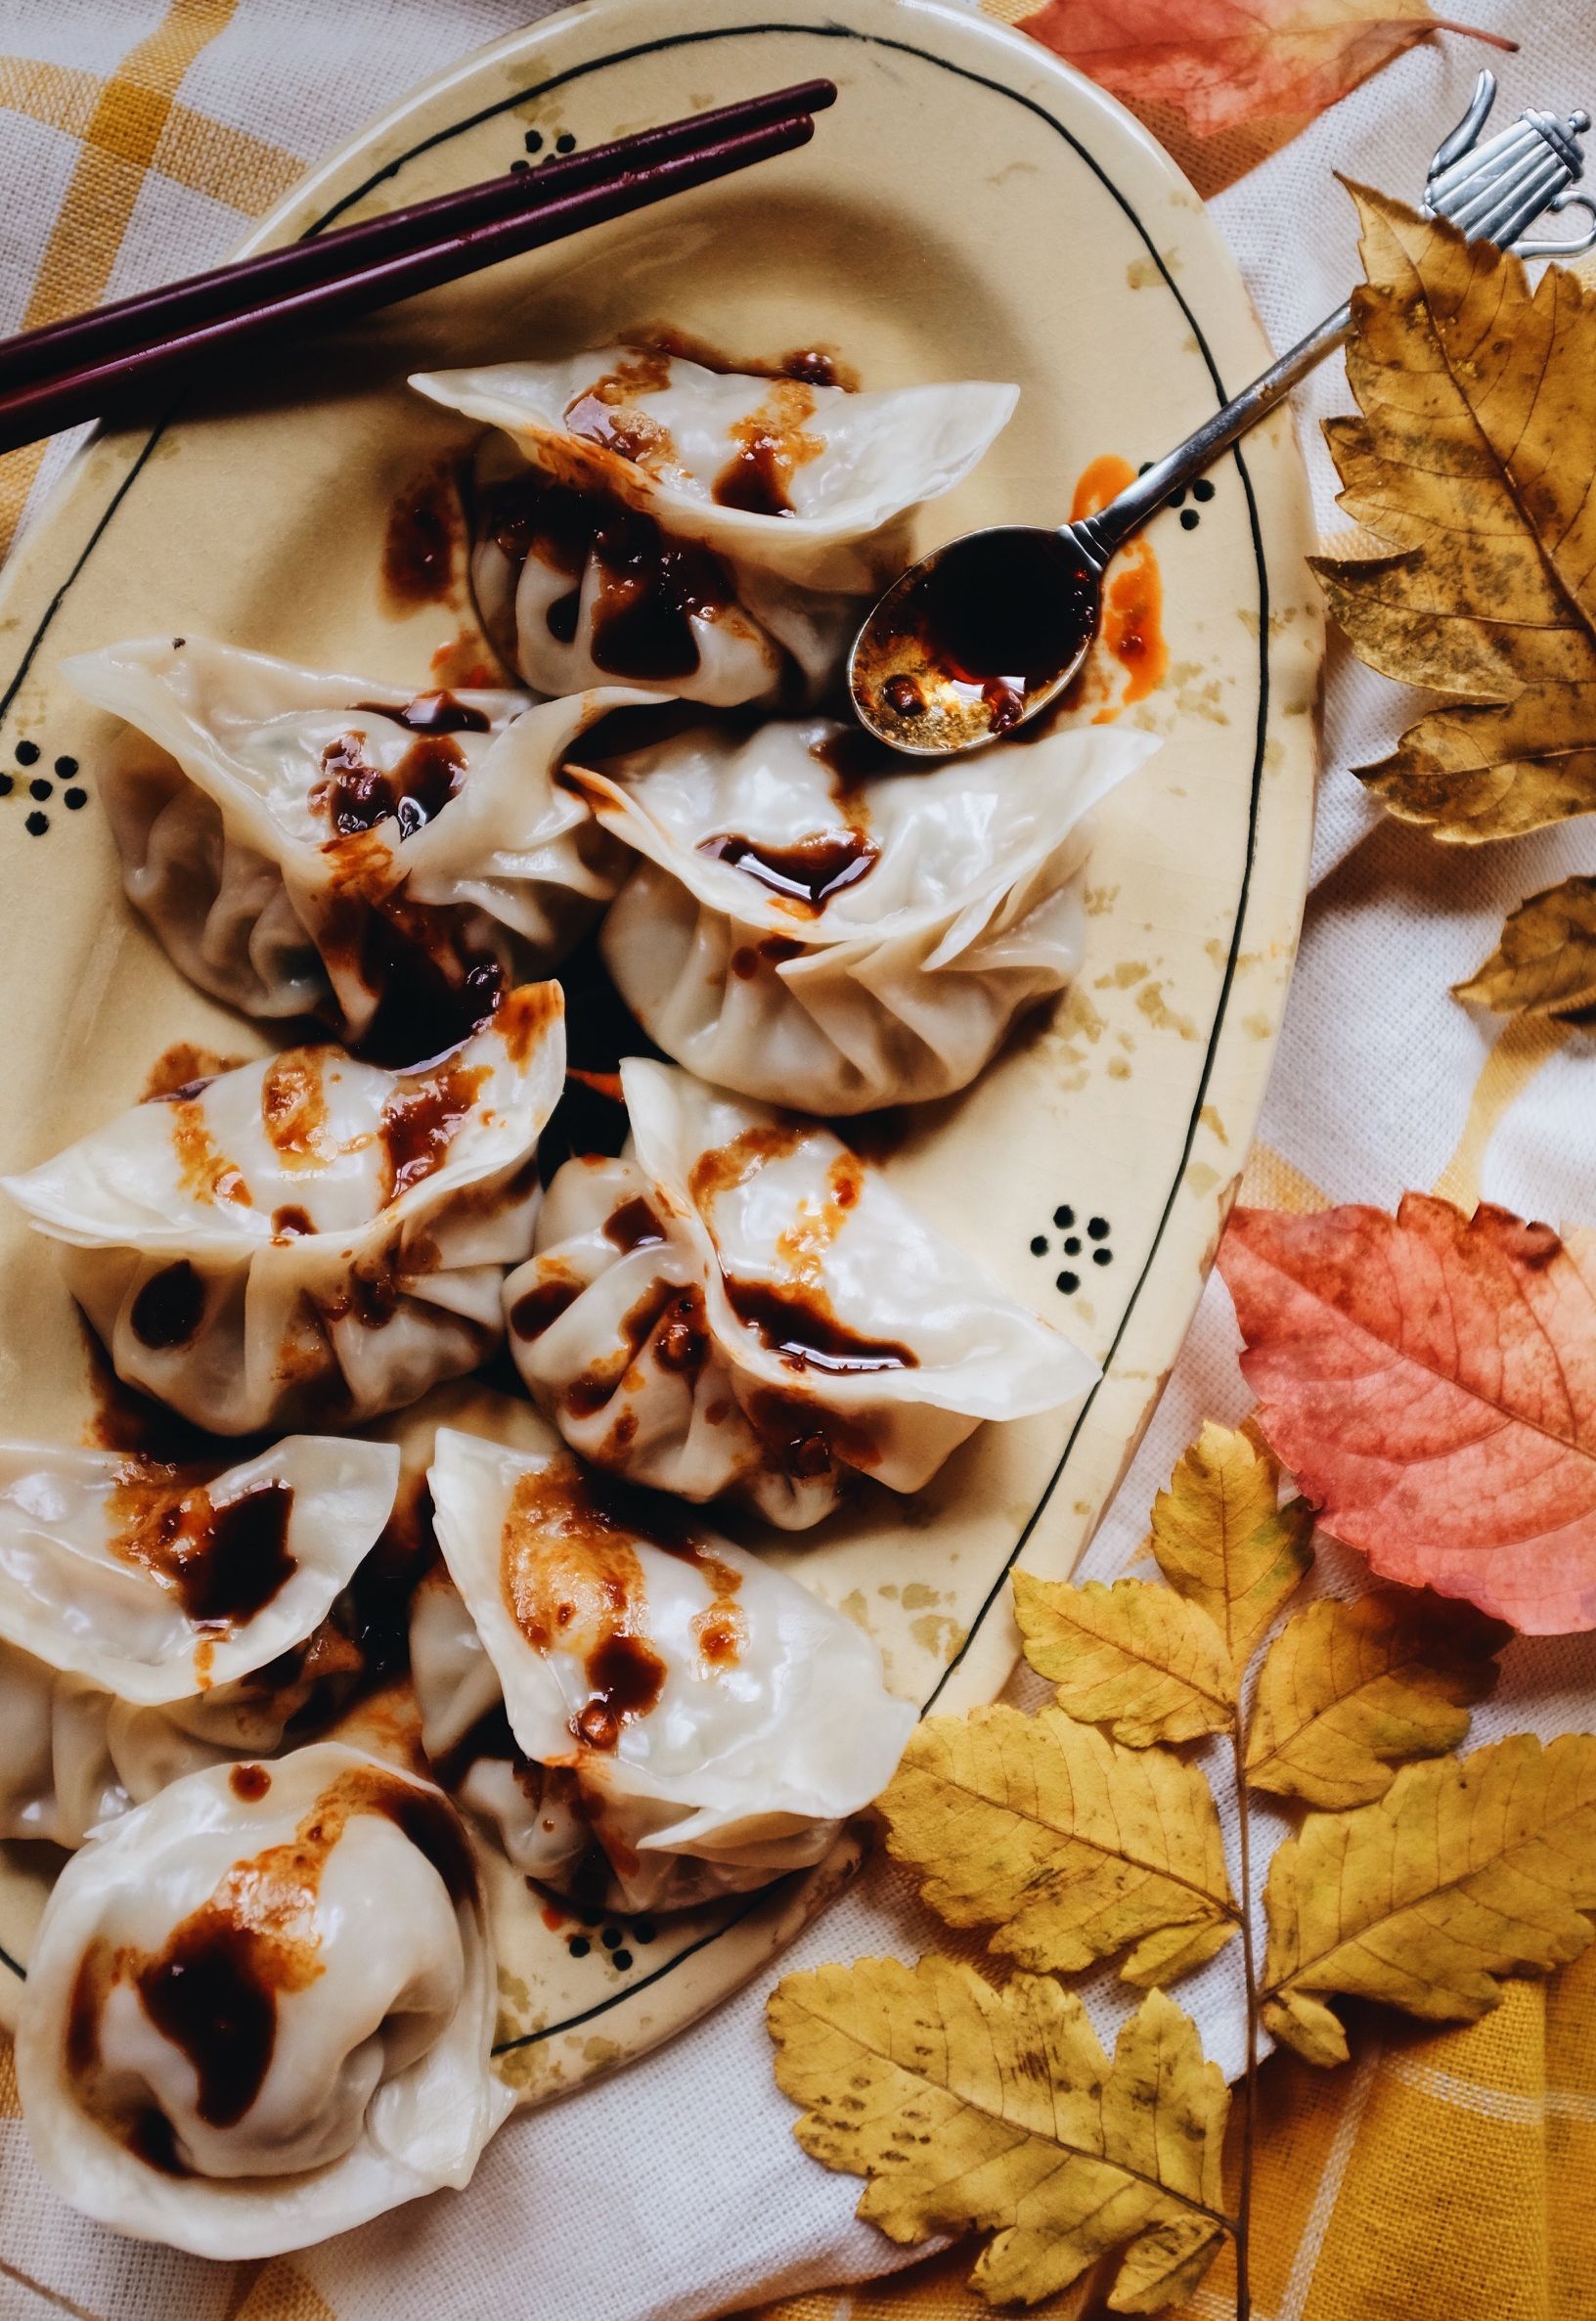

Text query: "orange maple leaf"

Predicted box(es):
[1218, 1195, 1596, 1634]
[1003, 0, 1512, 142]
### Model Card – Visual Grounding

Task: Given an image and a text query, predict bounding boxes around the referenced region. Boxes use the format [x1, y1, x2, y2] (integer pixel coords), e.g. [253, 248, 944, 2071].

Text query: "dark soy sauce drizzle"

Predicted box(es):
[481, 471, 734, 683]
[575, 1631, 667, 1750]
[697, 828, 878, 912]
[602, 1195, 667, 1253]
[722, 1277, 918, 1374]
[136, 1919, 278, 2129]
[130, 1260, 206, 1350]
[318, 731, 465, 840]
[353, 692, 491, 735]
[175, 1484, 296, 1627]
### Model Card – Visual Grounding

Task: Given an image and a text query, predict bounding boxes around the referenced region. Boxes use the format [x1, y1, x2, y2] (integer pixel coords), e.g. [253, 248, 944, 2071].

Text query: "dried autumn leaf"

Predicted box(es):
[878, 1703, 1237, 1985]
[1357, 690, 1596, 841]
[1245, 1588, 1508, 1808]
[1312, 188, 1596, 698]
[1219, 1196, 1596, 1631]
[998, 1, 1507, 141]
[1013, 1571, 1235, 1745]
[1454, 875, 1596, 1016]
[1147, 1419, 1313, 1670]
[1263, 1733, 1596, 2065]
[769, 1959, 1230, 2311]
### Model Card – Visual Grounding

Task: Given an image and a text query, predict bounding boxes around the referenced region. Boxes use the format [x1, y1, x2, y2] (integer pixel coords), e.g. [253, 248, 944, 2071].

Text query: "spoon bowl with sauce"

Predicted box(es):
[850, 74, 1596, 757]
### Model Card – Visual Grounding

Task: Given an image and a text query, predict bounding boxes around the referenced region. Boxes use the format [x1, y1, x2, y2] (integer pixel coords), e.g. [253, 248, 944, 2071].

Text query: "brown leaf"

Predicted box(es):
[1245, 1588, 1508, 1808]
[1311, 188, 1596, 696]
[1357, 690, 1596, 841]
[1000, 1, 1509, 141]
[768, 1960, 1231, 2310]
[877, 1703, 1238, 1985]
[1455, 875, 1596, 1016]
[1148, 1419, 1313, 1671]
[1013, 1571, 1235, 1746]
[1263, 1734, 1596, 2064]
[1219, 1196, 1596, 1631]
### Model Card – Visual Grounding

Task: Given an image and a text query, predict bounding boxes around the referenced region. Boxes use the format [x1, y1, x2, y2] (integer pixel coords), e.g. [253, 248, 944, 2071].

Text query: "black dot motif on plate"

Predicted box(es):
[1137, 462, 1216, 530]
[2, 738, 91, 835]
[566, 1918, 647, 1973]
[1030, 1206, 1114, 1295]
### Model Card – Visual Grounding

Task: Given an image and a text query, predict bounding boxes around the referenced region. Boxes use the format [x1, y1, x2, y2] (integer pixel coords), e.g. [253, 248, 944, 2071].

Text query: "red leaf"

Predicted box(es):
[1006, 0, 1512, 142]
[1218, 1196, 1596, 1633]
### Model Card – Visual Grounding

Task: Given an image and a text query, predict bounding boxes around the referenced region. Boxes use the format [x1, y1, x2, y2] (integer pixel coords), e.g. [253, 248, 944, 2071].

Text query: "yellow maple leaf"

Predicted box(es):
[1262, 1733, 1596, 2065]
[1245, 1588, 1508, 1808]
[768, 1958, 1230, 2311]
[878, 1703, 1237, 1985]
[1013, 1571, 1235, 1745]
[1147, 1420, 1312, 1672]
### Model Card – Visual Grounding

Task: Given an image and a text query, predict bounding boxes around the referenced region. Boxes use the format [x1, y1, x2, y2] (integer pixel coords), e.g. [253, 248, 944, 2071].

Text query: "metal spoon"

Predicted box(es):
[848, 72, 1595, 759]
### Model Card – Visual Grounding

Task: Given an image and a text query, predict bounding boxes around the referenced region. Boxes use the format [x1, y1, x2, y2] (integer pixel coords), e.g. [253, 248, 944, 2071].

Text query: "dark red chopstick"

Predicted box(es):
[0, 81, 835, 401]
[0, 86, 834, 456]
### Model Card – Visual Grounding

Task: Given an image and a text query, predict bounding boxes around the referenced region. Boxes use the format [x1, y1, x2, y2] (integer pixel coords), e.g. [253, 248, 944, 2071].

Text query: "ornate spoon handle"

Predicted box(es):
[1070, 72, 1593, 576]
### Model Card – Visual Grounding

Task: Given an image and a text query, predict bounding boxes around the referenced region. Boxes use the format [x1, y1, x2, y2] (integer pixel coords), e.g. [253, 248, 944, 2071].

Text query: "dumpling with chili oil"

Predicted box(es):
[15, 1742, 510, 2255]
[0, 986, 564, 1433]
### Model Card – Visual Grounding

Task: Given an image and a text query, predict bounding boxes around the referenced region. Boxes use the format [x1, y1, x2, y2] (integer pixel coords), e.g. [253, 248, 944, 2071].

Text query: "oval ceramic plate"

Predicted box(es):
[0, 0, 1319, 2105]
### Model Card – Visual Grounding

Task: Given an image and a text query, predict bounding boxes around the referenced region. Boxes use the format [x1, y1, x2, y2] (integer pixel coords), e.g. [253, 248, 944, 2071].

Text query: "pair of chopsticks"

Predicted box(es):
[0, 78, 837, 459]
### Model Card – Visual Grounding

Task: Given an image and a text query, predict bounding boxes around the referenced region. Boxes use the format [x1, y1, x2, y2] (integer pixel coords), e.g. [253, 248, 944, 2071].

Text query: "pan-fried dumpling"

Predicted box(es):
[504, 1061, 1094, 1524]
[412, 343, 1018, 589]
[423, 1424, 915, 1912]
[569, 713, 1157, 1113]
[1, 986, 564, 1434]
[15, 1741, 511, 2256]
[468, 443, 862, 709]
[65, 637, 645, 1052]
[0, 1436, 399, 1846]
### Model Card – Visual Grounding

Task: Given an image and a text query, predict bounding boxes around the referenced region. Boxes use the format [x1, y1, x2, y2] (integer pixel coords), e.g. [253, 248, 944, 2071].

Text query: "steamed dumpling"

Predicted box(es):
[16, 1742, 511, 2255]
[65, 637, 645, 1050]
[1, 986, 564, 1433]
[468, 440, 865, 709]
[0, 1435, 399, 1846]
[421, 1424, 915, 1911]
[504, 1061, 1094, 1524]
[569, 713, 1157, 1113]
[413, 342, 1017, 589]
[408, 1562, 596, 1894]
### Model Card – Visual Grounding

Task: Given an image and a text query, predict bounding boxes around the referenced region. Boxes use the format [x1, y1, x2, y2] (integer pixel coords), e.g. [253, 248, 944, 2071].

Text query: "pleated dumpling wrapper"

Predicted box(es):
[465, 438, 858, 711]
[504, 1059, 1096, 1527]
[423, 1424, 916, 1912]
[411, 342, 1017, 590]
[65, 637, 647, 1053]
[0, 1435, 398, 1847]
[16, 1742, 512, 2256]
[568, 712, 1159, 1113]
[1, 984, 564, 1433]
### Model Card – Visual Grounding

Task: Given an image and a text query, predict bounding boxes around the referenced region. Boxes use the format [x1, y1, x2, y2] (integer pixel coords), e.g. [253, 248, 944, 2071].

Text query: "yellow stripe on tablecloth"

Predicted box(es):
[229, 2260, 336, 2321]
[1238, 1140, 1326, 1215]
[152, 103, 302, 213]
[0, 56, 102, 139]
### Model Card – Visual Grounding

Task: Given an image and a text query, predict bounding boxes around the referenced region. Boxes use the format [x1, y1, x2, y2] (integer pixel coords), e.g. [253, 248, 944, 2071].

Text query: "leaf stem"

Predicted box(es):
[1231, 1716, 1257, 2321]
[1431, 19, 1519, 50]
